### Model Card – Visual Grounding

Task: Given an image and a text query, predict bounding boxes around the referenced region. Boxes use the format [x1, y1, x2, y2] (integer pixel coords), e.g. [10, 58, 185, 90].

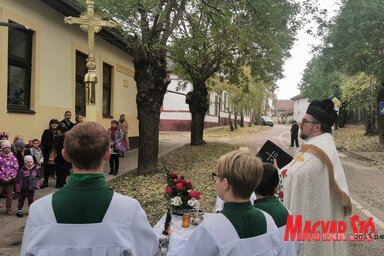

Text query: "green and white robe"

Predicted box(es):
[168, 201, 282, 256]
[254, 196, 301, 256]
[21, 174, 158, 256]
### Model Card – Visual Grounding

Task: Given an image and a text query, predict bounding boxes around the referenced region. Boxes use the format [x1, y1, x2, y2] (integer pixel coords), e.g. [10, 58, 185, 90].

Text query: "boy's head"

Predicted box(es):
[63, 122, 110, 171]
[24, 155, 34, 168]
[32, 139, 40, 149]
[216, 149, 263, 200]
[255, 163, 279, 197]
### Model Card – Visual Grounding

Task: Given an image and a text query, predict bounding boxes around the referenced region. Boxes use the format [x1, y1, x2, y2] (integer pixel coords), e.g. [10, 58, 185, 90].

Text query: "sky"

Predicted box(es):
[275, 0, 340, 100]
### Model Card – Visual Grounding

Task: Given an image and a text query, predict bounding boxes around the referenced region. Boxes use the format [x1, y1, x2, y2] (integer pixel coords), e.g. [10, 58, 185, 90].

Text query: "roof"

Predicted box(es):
[290, 93, 304, 100]
[274, 100, 293, 115]
[40, 0, 131, 56]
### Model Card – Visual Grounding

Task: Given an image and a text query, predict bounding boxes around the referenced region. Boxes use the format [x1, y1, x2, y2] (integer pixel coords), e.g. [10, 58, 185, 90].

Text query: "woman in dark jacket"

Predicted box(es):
[54, 123, 72, 188]
[40, 119, 59, 188]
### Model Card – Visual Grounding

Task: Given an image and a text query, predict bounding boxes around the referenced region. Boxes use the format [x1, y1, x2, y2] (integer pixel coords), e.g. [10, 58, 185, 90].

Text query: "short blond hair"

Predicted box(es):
[64, 122, 110, 170]
[216, 149, 263, 199]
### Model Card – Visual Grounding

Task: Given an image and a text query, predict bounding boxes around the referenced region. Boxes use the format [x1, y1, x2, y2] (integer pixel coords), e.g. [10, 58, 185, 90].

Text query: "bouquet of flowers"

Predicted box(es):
[164, 171, 201, 209]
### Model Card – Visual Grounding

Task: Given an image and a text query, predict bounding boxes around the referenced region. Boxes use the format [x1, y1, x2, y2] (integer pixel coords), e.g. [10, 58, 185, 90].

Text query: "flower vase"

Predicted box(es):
[171, 207, 190, 216]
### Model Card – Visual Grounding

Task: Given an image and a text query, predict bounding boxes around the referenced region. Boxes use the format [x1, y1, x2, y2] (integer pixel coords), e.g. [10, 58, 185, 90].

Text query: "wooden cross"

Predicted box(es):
[64, 0, 116, 103]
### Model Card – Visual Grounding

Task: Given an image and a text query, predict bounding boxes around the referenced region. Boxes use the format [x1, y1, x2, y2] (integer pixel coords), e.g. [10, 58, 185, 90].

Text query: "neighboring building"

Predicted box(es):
[0, 0, 139, 147]
[291, 93, 310, 123]
[273, 99, 293, 124]
[160, 74, 250, 131]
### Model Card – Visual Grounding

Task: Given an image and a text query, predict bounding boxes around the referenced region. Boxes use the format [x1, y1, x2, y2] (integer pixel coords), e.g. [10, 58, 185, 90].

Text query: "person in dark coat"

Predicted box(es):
[290, 120, 299, 147]
[59, 111, 75, 131]
[40, 119, 59, 188]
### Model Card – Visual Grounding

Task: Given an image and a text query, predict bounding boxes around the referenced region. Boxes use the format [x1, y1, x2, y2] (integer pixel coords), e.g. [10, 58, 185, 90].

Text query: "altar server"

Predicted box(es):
[21, 122, 158, 256]
[254, 163, 301, 255]
[168, 149, 282, 256]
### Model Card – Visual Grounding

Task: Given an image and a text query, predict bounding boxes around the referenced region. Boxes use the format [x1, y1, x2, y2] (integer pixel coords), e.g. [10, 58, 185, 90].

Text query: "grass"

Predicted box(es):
[108, 124, 384, 226]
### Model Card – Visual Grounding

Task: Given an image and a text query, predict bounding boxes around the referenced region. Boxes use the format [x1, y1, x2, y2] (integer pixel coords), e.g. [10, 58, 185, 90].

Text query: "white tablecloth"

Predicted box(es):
[153, 212, 216, 240]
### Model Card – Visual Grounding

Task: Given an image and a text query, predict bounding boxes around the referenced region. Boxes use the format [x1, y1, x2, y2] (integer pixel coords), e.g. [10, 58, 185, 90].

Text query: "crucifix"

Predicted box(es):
[64, 0, 116, 104]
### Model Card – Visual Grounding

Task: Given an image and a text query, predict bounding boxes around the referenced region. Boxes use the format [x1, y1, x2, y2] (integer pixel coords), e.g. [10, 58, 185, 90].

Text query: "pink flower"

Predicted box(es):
[175, 183, 184, 191]
[175, 178, 182, 184]
[281, 169, 288, 178]
[165, 186, 173, 194]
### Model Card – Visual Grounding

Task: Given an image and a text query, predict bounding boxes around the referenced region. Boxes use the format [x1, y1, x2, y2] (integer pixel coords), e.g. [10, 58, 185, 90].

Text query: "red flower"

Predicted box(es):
[181, 179, 187, 185]
[175, 178, 182, 184]
[278, 191, 284, 200]
[165, 186, 173, 194]
[186, 182, 192, 189]
[175, 183, 184, 191]
[189, 191, 201, 200]
[181, 195, 189, 202]
[168, 172, 178, 179]
[281, 169, 288, 178]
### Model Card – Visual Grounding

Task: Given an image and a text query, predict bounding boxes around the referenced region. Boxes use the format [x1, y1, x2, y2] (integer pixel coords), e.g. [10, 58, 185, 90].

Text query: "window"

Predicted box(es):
[75, 51, 87, 116]
[7, 22, 33, 111]
[102, 63, 113, 117]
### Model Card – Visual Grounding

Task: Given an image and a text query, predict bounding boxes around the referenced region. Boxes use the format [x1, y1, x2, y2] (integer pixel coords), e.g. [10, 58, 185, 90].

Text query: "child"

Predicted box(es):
[253, 163, 301, 256]
[30, 139, 44, 172]
[16, 155, 40, 217]
[0, 140, 19, 215]
[168, 149, 282, 256]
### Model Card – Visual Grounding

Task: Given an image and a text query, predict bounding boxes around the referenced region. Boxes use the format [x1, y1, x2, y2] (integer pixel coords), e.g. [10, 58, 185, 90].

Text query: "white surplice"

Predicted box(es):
[168, 211, 282, 256]
[281, 133, 350, 256]
[21, 193, 158, 256]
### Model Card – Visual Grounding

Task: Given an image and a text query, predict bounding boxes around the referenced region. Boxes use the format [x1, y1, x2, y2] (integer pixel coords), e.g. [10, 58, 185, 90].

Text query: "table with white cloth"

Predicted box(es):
[153, 212, 216, 255]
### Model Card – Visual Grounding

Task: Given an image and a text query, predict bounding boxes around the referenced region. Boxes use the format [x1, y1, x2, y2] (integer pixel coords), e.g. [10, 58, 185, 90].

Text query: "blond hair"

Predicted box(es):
[216, 148, 263, 199]
[64, 122, 110, 170]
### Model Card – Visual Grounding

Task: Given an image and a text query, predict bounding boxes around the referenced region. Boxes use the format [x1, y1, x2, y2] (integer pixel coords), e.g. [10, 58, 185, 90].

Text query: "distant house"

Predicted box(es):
[291, 94, 310, 123]
[273, 100, 293, 124]
[160, 74, 251, 131]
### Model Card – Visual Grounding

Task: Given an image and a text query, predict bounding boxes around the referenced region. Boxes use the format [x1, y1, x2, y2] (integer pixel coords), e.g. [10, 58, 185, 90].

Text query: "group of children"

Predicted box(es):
[168, 149, 301, 255]
[0, 131, 43, 217]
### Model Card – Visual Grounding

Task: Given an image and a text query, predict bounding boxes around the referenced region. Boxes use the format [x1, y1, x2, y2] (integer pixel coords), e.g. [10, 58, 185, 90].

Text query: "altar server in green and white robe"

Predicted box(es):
[168, 149, 282, 256]
[21, 122, 158, 256]
[254, 163, 301, 256]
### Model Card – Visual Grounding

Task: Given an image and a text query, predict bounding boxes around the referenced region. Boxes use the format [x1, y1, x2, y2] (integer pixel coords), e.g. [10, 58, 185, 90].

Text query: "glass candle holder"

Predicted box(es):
[182, 213, 190, 228]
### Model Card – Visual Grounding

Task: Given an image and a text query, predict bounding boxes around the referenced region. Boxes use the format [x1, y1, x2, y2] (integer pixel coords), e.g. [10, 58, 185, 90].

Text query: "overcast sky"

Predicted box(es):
[275, 0, 340, 100]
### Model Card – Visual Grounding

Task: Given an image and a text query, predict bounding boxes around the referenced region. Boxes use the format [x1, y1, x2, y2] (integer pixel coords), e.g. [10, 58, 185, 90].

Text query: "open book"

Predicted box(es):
[257, 140, 293, 169]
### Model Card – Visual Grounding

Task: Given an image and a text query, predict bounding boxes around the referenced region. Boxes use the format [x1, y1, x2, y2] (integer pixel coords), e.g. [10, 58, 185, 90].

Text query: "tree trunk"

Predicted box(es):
[377, 87, 384, 144]
[190, 112, 205, 145]
[229, 113, 234, 131]
[240, 112, 244, 127]
[234, 113, 238, 130]
[186, 86, 209, 145]
[134, 52, 169, 174]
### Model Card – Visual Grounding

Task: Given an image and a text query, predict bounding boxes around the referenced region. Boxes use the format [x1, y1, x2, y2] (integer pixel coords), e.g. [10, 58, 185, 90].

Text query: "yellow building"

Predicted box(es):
[0, 0, 138, 147]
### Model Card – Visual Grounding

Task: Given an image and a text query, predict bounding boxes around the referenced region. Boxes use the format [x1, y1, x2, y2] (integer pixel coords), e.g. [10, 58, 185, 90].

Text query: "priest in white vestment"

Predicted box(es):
[279, 99, 352, 256]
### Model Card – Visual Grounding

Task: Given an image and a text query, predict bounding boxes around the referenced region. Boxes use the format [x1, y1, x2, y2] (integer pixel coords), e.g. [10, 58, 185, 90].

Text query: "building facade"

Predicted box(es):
[0, 0, 138, 146]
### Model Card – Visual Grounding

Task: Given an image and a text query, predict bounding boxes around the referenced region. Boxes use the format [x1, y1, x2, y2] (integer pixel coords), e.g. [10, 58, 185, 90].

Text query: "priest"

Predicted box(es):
[21, 122, 158, 255]
[279, 99, 352, 256]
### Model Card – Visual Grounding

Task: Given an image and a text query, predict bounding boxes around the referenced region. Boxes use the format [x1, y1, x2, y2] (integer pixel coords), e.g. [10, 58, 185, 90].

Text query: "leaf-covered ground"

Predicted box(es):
[108, 142, 235, 226]
[333, 125, 384, 152]
[109, 124, 384, 225]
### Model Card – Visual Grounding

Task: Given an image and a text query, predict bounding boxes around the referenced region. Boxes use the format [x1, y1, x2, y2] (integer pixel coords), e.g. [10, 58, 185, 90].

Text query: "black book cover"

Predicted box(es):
[257, 140, 293, 169]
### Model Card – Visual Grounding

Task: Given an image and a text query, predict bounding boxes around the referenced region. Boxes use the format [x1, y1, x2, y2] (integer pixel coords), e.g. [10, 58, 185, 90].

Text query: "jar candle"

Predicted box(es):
[182, 213, 190, 228]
